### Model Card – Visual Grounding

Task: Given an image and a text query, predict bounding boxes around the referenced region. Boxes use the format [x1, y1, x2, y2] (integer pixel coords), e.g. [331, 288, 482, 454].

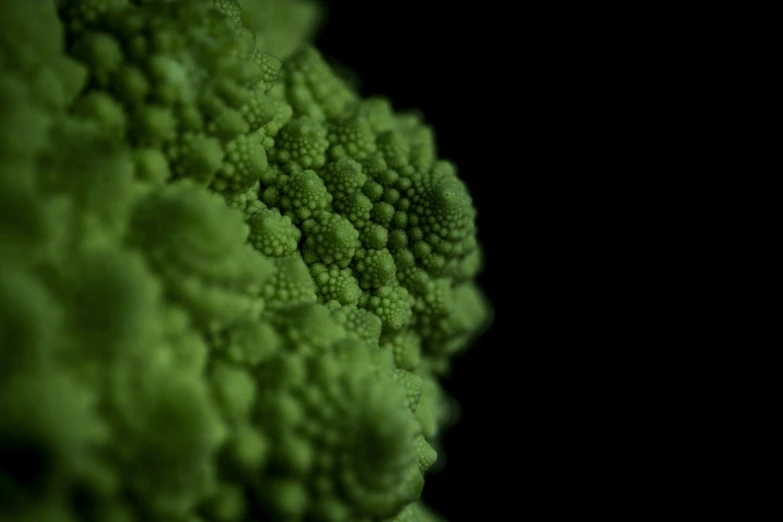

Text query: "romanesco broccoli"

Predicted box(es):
[0, 1, 490, 521]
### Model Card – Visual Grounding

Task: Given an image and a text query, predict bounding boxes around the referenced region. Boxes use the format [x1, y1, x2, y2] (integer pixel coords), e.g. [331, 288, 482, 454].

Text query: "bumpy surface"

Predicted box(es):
[0, 1, 490, 521]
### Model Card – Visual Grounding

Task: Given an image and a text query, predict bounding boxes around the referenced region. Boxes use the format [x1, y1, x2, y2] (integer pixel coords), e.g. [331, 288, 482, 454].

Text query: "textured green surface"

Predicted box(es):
[0, 1, 489, 520]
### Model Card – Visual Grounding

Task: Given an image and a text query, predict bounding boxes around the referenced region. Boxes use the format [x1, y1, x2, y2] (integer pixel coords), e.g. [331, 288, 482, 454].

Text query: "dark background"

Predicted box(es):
[314, 2, 523, 519]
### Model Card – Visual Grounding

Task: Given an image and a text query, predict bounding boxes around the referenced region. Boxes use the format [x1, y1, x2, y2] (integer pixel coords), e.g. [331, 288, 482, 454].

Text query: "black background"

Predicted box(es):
[314, 2, 523, 519]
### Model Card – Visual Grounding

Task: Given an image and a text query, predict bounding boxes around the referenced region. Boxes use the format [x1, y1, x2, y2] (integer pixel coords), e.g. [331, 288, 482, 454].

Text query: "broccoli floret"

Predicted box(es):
[0, 1, 491, 521]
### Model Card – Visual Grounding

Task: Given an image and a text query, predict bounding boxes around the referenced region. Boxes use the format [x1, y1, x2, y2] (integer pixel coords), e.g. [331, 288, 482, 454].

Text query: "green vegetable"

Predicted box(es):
[0, 1, 490, 521]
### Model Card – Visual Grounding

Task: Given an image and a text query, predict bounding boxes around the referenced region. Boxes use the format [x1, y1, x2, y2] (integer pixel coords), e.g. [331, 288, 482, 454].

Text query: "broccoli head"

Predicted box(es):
[0, 1, 491, 521]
